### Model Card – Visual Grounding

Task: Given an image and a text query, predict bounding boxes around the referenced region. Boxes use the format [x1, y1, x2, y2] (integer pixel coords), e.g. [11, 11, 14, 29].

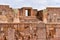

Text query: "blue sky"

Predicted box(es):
[0, 0, 60, 10]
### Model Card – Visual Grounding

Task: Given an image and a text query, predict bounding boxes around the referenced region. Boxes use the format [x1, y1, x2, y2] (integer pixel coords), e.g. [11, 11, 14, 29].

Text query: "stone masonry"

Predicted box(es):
[0, 5, 60, 40]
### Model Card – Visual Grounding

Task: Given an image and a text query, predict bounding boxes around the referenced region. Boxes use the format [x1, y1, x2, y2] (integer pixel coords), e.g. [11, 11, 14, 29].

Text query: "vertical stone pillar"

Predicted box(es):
[22, 8, 25, 16]
[7, 28, 15, 40]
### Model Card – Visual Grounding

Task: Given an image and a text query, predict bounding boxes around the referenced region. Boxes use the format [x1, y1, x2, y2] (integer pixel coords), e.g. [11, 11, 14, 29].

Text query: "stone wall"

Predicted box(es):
[44, 7, 60, 23]
[0, 5, 14, 23]
[0, 22, 45, 40]
[45, 24, 60, 40]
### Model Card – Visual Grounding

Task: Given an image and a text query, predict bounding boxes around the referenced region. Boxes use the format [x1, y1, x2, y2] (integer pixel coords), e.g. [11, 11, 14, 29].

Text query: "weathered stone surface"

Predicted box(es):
[7, 28, 15, 40]
[0, 5, 60, 40]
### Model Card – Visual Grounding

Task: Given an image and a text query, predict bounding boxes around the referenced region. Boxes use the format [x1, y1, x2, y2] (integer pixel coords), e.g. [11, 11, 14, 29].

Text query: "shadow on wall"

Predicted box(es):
[36, 10, 43, 21]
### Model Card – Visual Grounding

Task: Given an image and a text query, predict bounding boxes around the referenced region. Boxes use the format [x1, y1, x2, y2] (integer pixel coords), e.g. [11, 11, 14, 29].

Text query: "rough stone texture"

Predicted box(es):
[45, 24, 60, 40]
[0, 5, 60, 40]
[0, 5, 46, 40]
[0, 5, 14, 23]
[43, 7, 60, 23]
[0, 23, 46, 40]
[7, 28, 15, 40]
[44, 7, 60, 40]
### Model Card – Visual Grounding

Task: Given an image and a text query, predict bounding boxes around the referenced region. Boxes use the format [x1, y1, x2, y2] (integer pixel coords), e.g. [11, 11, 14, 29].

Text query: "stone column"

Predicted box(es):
[7, 28, 15, 40]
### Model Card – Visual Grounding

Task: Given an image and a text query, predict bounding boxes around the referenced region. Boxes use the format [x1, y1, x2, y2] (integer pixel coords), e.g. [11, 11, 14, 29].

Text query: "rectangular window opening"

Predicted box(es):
[25, 9, 31, 16]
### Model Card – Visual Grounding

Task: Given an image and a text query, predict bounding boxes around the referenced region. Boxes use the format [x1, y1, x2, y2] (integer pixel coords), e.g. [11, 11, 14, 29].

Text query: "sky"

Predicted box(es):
[0, 0, 60, 10]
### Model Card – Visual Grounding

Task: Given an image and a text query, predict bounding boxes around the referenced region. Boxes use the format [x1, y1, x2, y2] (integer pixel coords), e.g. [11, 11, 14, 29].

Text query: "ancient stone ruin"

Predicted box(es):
[0, 5, 60, 40]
